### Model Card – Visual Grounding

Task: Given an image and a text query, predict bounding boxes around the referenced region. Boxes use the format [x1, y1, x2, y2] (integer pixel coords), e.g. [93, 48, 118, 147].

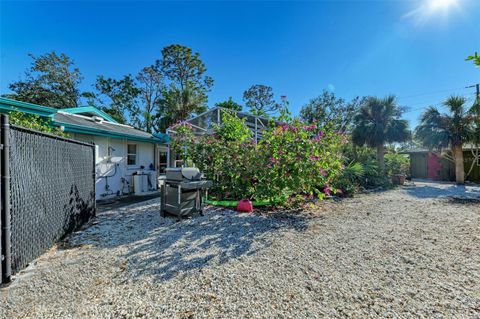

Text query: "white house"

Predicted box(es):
[0, 97, 169, 200]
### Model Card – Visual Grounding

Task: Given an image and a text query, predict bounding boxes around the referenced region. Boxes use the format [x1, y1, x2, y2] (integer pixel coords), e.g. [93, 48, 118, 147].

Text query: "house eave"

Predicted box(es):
[0, 97, 57, 117]
[52, 121, 166, 144]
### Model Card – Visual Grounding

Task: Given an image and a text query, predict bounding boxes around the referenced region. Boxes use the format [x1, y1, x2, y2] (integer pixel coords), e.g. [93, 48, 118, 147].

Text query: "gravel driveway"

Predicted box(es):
[1, 181, 479, 318]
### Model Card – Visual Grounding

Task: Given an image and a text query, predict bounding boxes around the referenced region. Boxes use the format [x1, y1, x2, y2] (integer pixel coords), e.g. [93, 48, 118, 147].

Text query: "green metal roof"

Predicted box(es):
[0, 97, 169, 144]
[0, 97, 57, 117]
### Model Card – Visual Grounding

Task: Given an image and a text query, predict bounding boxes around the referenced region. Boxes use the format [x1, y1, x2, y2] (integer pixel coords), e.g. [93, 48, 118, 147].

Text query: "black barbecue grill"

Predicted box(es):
[160, 167, 212, 219]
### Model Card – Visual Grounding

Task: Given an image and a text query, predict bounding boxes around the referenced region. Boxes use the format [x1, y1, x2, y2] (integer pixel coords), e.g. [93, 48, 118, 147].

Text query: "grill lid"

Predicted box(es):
[165, 167, 202, 181]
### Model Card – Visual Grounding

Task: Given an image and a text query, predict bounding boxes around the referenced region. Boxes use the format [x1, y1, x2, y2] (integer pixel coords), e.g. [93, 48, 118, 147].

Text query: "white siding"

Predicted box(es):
[73, 134, 159, 199]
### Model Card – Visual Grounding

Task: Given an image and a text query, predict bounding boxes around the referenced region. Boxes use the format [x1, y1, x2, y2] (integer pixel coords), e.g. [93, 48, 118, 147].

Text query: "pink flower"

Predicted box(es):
[269, 157, 280, 164]
[302, 124, 316, 131]
[309, 156, 321, 161]
[319, 168, 327, 177]
[323, 185, 331, 196]
[313, 131, 324, 142]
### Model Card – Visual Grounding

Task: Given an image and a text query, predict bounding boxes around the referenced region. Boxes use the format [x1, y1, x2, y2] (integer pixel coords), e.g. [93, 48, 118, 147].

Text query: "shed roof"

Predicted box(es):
[401, 144, 479, 154]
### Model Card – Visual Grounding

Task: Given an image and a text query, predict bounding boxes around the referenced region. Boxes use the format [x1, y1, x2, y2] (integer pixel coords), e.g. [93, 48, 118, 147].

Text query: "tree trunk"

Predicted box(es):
[453, 145, 465, 184]
[376, 145, 385, 172]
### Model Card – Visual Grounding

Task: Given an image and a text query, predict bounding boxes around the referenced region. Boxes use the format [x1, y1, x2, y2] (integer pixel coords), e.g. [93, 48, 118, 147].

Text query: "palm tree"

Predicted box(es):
[352, 95, 411, 171]
[415, 96, 475, 184]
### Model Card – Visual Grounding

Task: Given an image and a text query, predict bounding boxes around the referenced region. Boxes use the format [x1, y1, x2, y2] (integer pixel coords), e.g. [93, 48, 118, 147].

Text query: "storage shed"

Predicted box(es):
[402, 146, 480, 183]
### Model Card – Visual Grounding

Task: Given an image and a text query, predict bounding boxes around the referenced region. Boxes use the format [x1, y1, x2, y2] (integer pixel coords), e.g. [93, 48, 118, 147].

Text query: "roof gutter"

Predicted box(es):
[0, 98, 57, 117]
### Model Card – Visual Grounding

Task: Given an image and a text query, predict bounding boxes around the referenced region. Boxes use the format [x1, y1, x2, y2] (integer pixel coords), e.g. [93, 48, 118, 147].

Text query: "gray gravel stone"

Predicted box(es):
[1, 181, 479, 318]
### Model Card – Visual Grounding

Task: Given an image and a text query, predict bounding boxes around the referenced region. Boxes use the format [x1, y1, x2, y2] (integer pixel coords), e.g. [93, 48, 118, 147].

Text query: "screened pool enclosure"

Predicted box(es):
[167, 107, 275, 142]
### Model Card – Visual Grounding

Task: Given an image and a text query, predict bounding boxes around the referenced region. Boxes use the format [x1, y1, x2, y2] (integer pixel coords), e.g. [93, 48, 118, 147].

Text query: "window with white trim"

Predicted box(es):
[127, 144, 137, 166]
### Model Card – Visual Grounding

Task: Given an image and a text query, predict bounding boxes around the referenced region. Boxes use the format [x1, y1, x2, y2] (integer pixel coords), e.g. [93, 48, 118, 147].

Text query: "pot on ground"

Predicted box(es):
[391, 174, 406, 185]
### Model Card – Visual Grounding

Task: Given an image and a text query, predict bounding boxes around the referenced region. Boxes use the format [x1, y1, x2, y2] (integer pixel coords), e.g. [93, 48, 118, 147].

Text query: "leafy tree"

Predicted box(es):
[157, 87, 205, 132]
[136, 63, 164, 133]
[215, 97, 243, 112]
[243, 84, 280, 116]
[352, 95, 411, 171]
[300, 90, 366, 132]
[159, 44, 213, 128]
[466, 52, 480, 67]
[9, 111, 67, 136]
[214, 110, 251, 141]
[94, 75, 141, 124]
[6, 52, 84, 108]
[415, 96, 475, 184]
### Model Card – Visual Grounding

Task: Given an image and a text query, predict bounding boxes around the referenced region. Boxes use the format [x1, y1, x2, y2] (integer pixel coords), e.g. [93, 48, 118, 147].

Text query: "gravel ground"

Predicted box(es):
[1, 181, 479, 318]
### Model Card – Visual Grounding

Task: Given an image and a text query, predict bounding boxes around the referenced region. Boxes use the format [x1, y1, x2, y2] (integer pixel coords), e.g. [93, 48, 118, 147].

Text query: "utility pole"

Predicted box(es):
[466, 83, 480, 102]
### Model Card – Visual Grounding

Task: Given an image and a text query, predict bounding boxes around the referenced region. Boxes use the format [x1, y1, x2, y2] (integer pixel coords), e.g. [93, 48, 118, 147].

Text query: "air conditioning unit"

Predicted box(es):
[133, 172, 157, 195]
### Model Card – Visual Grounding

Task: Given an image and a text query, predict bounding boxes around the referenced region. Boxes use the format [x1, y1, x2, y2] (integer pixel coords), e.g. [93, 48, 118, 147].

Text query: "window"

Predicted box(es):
[127, 144, 137, 166]
[158, 151, 168, 173]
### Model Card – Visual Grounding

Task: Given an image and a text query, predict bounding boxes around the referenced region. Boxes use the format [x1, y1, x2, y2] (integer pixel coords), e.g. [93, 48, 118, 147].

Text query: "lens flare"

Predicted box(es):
[427, 0, 458, 12]
[403, 0, 461, 26]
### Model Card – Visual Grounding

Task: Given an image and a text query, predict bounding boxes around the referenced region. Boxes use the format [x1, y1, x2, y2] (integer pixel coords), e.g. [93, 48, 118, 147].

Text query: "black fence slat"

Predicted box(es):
[1, 116, 96, 283]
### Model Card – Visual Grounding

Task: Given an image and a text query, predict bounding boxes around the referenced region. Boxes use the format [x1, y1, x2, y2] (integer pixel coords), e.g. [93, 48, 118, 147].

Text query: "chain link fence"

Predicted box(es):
[1, 115, 96, 283]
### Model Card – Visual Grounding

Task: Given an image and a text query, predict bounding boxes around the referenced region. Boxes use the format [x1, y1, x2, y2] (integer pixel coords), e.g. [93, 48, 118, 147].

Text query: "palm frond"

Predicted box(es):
[352, 95, 410, 148]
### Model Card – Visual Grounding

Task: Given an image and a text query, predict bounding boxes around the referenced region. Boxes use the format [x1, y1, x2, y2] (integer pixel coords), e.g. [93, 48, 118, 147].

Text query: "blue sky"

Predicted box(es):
[1, 0, 479, 127]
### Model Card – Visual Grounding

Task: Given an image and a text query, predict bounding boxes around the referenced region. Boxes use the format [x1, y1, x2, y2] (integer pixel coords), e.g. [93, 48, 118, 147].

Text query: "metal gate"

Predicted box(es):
[0, 114, 96, 283]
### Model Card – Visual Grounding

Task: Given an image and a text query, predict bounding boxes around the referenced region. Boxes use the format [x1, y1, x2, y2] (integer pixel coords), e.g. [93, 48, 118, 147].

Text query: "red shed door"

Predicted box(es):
[427, 152, 442, 180]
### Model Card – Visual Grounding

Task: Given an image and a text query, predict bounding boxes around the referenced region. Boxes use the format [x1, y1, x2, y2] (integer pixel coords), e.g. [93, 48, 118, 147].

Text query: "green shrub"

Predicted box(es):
[335, 143, 397, 192]
[9, 111, 67, 137]
[170, 110, 347, 205]
[385, 153, 409, 176]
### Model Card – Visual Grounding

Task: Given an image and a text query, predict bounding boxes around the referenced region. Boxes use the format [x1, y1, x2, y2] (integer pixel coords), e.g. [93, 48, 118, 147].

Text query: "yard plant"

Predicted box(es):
[416, 96, 477, 184]
[352, 95, 411, 171]
[170, 109, 346, 205]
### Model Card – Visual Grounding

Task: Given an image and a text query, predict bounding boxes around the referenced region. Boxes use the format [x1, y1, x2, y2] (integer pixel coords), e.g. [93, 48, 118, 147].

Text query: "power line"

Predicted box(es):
[400, 84, 479, 114]
[396, 86, 469, 100]
[403, 96, 476, 114]
[466, 83, 480, 100]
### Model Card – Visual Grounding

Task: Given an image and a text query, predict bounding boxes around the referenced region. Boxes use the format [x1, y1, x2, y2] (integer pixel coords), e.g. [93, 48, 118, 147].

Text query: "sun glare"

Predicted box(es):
[403, 0, 462, 26]
[427, 0, 459, 12]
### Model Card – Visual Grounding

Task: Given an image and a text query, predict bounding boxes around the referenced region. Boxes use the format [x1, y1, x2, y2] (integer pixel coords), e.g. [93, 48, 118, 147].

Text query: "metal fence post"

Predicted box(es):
[0, 115, 2, 283]
[93, 143, 97, 217]
[1, 114, 11, 283]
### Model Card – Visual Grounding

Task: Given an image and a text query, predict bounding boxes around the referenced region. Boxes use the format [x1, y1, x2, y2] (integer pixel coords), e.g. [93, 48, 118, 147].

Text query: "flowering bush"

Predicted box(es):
[170, 109, 346, 206]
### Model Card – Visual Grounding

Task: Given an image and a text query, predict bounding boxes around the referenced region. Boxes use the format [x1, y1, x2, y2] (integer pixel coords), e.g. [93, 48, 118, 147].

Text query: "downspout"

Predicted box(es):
[1, 114, 11, 283]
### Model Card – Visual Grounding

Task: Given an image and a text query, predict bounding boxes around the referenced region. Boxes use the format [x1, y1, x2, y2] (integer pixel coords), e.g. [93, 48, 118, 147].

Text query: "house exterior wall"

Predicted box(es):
[465, 151, 480, 182]
[73, 134, 160, 199]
